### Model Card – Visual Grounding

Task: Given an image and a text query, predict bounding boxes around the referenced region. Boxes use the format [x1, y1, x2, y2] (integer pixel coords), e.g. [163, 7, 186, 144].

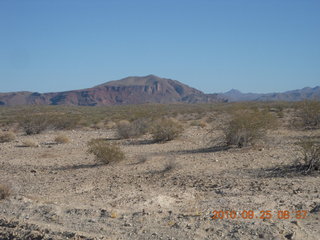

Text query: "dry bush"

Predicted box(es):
[150, 119, 183, 142]
[19, 114, 51, 135]
[0, 131, 16, 143]
[0, 184, 11, 200]
[294, 100, 320, 129]
[92, 121, 105, 129]
[116, 120, 131, 139]
[105, 121, 116, 129]
[87, 139, 125, 164]
[117, 119, 150, 139]
[224, 110, 277, 148]
[54, 134, 70, 144]
[50, 114, 80, 130]
[297, 138, 320, 173]
[22, 140, 38, 147]
[19, 113, 80, 135]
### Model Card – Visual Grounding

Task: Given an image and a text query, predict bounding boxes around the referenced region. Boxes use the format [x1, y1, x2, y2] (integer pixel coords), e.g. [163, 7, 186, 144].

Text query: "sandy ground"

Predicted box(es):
[0, 123, 319, 239]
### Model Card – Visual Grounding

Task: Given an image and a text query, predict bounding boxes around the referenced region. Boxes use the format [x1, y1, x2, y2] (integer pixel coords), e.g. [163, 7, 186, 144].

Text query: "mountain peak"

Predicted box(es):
[97, 75, 165, 87]
[226, 89, 242, 94]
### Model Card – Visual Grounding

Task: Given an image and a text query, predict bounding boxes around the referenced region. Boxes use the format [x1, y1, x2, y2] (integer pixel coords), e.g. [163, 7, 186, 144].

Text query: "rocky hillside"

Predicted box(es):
[0, 75, 225, 106]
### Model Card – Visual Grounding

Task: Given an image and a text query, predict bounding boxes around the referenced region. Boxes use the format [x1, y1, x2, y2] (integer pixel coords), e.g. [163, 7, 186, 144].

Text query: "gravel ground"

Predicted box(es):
[0, 123, 319, 239]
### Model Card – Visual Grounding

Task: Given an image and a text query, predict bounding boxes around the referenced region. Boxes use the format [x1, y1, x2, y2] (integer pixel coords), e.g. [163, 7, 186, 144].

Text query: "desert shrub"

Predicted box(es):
[295, 100, 320, 129]
[0, 131, 16, 143]
[22, 140, 38, 147]
[50, 114, 80, 130]
[224, 110, 277, 148]
[19, 113, 80, 135]
[54, 134, 70, 144]
[87, 139, 125, 164]
[116, 120, 132, 139]
[0, 184, 10, 200]
[150, 119, 183, 142]
[297, 138, 320, 173]
[19, 114, 51, 135]
[117, 118, 150, 139]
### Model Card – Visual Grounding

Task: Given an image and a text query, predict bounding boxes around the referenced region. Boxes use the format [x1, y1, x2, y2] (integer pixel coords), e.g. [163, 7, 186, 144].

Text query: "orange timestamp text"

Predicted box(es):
[211, 210, 308, 220]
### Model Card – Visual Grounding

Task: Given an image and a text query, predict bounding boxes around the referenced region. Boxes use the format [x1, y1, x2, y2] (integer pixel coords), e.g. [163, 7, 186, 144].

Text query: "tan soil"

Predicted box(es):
[0, 123, 319, 239]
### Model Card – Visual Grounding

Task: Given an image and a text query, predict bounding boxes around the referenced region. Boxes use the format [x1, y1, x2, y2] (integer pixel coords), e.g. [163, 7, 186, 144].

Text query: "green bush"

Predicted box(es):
[87, 139, 125, 164]
[150, 119, 183, 142]
[224, 110, 277, 147]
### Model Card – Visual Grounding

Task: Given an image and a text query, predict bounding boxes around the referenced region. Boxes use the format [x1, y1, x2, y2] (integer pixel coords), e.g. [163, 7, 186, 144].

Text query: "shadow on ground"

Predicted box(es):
[53, 163, 104, 171]
[169, 145, 230, 155]
[247, 164, 320, 178]
[124, 139, 156, 145]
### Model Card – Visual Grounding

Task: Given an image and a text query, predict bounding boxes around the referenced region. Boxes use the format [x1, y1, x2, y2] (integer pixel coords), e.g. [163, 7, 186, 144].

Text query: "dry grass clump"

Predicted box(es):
[294, 100, 320, 129]
[0, 131, 16, 143]
[297, 137, 320, 173]
[190, 120, 207, 128]
[22, 140, 38, 147]
[54, 134, 70, 144]
[116, 118, 150, 139]
[150, 118, 183, 142]
[224, 110, 277, 148]
[87, 139, 125, 164]
[0, 184, 11, 200]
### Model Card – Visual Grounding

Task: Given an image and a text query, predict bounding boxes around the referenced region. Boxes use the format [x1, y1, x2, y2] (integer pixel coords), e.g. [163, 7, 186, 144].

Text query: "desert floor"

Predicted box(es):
[0, 120, 319, 239]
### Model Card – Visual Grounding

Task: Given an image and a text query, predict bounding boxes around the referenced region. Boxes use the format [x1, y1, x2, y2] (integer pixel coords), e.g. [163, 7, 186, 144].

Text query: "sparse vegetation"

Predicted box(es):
[54, 134, 70, 144]
[0, 131, 16, 143]
[1, 101, 320, 238]
[0, 184, 10, 200]
[87, 139, 125, 164]
[295, 100, 320, 129]
[297, 137, 320, 173]
[150, 118, 183, 142]
[224, 110, 277, 147]
[18, 113, 80, 135]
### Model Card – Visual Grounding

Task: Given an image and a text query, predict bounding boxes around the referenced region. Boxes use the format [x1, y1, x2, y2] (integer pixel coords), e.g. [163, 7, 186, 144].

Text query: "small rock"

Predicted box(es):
[285, 232, 294, 240]
[291, 220, 298, 225]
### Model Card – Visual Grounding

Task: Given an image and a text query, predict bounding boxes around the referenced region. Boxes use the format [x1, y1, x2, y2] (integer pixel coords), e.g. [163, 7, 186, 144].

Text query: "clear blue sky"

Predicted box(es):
[0, 0, 319, 94]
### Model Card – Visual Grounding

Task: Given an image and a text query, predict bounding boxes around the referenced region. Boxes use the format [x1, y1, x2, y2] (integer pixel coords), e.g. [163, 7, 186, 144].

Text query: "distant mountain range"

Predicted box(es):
[0, 75, 225, 106]
[219, 86, 320, 102]
[0, 75, 319, 106]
